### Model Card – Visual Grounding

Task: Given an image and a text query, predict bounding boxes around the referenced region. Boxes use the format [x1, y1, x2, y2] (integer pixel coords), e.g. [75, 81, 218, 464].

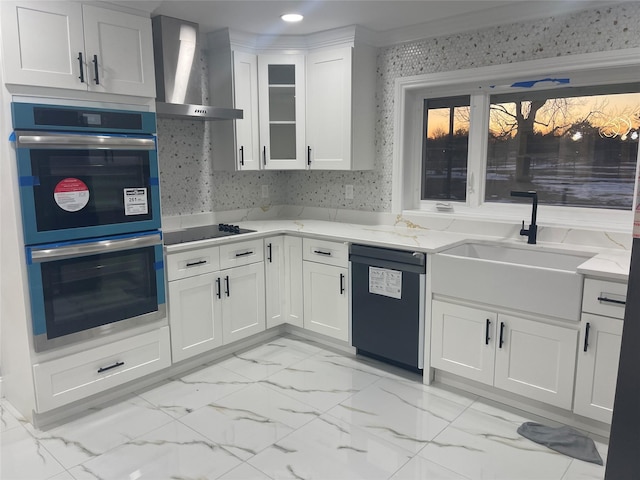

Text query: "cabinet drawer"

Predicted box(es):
[583, 278, 627, 319]
[33, 326, 171, 412]
[303, 238, 348, 267]
[220, 239, 264, 269]
[166, 246, 220, 281]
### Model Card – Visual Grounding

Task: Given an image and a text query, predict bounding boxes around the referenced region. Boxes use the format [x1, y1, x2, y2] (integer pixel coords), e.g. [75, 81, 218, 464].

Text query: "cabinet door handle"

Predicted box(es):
[235, 251, 253, 257]
[597, 296, 626, 305]
[307, 146, 311, 166]
[485, 319, 491, 345]
[216, 277, 221, 299]
[313, 250, 331, 256]
[78, 52, 85, 83]
[92, 55, 100, 85]
[499, 322, 505, 349]
[583, 322, 591, 352]
[225, 275, 230, 296]
[186, 260, 207, 267]
[339, 273, 345, 294]
[267, 243, 273, 263]
[98, 361, 124, 373]
[239, 146, 244, 166]
[263, 146, 267, 166]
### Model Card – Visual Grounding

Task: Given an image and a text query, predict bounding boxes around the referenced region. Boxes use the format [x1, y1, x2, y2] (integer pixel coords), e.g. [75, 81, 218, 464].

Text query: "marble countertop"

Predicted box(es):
[163, 219, 631, 281]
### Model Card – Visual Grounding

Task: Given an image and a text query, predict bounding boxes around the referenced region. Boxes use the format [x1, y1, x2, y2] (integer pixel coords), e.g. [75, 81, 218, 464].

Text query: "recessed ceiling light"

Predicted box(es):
[281, 13, 303, 23]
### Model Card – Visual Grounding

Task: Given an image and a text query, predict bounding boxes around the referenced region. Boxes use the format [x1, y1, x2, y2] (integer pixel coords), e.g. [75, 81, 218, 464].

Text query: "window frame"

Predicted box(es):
[393, 48, 640, 231]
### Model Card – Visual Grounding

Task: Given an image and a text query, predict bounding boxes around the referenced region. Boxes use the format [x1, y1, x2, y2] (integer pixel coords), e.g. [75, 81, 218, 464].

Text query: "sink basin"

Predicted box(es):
[432, 242, 594, 321]
[440, 242, 592, 271]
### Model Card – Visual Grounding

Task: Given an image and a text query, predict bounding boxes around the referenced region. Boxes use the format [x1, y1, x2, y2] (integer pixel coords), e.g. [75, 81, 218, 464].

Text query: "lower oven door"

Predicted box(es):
[26, 231, 166, 352]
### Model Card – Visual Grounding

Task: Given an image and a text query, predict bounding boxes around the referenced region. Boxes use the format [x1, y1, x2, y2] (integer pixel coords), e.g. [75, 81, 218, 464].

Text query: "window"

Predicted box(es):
[422, 96, 470, 201]
[485, 85, 639, 209]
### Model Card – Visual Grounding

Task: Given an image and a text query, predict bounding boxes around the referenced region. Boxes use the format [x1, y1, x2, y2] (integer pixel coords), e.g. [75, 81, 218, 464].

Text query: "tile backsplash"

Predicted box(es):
[158, 3, 639, 218]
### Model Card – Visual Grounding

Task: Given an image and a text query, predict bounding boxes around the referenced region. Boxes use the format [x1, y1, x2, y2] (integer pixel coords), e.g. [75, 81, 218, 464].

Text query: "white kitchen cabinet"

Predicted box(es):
[258, 54, 307, 170]
[1, 2, 155, 97]
[574, 313, 623, 423]
[431, 300, 578, 409]
[167, 246, 223, 362]
[208, 31, 261, 171]
[303, 238, 349, 342]
[573, 278, 626, 423]
[431, 302, 497, 385]
[221, 262, 266, 343]
[306, 45, 375, 170]
[265, 236, 304, 329]
[168, 272, 223, 362]
[33, 326, 171, 412]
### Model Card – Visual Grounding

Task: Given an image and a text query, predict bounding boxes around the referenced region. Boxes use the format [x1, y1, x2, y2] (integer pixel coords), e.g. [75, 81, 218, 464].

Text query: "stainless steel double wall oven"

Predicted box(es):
[13, 102, 166, 352]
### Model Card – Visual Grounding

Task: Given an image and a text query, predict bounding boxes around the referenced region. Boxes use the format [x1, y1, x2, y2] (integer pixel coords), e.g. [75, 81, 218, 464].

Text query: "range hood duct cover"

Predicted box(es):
[152, 15, 242, 121]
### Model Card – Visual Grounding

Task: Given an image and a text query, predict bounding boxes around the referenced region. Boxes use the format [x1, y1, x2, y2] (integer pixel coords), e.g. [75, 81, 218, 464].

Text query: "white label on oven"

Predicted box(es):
[369, 267, 402, 299]
[53, 178, 90, 212]
[124, 188, 148, 215]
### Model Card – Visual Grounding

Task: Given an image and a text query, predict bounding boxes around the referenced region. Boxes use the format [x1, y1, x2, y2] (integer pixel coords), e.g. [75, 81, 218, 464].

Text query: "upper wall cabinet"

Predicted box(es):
[207, 27, 375, 171]
[306, 44, 375, 170]
[1, 2, 156, 97]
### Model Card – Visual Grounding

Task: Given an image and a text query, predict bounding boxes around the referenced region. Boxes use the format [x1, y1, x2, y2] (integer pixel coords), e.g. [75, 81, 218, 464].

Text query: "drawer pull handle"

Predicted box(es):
[313, 250, 331, 256]
[499, 322, 505, 349]
[485, 319, 491, 345]
[597, 296, 626, 305]
[583, 322, 591, 352]
[98, 361, 124, 373]
[235, 251, 253, 257]
[186, 260, 207, 267]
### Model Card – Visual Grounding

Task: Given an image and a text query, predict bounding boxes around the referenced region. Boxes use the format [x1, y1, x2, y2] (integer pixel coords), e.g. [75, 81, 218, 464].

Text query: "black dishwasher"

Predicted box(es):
[350, 244, 426, 372]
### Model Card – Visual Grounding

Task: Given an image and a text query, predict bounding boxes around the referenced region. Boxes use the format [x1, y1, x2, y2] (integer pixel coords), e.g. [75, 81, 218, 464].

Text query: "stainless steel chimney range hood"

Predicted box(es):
[151, 15, 242, 121]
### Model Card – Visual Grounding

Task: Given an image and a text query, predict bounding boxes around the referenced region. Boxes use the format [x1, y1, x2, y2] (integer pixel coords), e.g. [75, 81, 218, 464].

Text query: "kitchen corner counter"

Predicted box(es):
[577, 249, 631, 282]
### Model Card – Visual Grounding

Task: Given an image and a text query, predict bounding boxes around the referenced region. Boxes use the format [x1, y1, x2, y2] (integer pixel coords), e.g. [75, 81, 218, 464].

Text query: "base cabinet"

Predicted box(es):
[303, 261, 348, 341]
[221, 262, 266, 344]
[265, 236, 303, 329]
[33, 326, 171, 412]
[168, 273, 223, 362]
[574, 314, 623, 423]
[431, 300, 578, 409]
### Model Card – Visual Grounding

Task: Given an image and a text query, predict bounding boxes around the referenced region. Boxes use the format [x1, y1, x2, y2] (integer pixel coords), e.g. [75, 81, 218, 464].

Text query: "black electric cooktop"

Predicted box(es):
[163, 224, 256, 246]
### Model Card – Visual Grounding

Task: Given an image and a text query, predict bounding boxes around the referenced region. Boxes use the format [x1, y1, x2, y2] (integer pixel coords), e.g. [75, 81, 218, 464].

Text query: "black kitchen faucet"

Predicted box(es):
[511, 190, 538, 244]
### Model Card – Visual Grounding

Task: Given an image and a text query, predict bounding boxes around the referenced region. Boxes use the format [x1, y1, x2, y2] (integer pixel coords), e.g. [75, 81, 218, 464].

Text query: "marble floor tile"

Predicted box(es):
[419, 400, 574, 479]
[67, 420, 241, 480]
[327, 376, 474, 454]
[26, 395, 174, 469]
[181, 383, 320, 460]
[561, 439, 607, 480]
[1, 399, 23, 432]
[389, 455, 470, 479]
[1, 425, 65, 480]
[217, 461, 273, 479]
[137, 362, 253, 418]
[216, 338, 318, 381]
[249, 414, 413, 480]
[258, 355, 383, 411]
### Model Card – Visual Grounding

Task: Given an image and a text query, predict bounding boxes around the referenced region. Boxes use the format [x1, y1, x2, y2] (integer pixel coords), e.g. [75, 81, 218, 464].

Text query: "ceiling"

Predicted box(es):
[111, 0, 622, 45]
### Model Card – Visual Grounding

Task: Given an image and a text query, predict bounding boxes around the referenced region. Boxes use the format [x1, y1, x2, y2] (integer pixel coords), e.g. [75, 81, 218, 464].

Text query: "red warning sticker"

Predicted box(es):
[53, 178, 90, 212]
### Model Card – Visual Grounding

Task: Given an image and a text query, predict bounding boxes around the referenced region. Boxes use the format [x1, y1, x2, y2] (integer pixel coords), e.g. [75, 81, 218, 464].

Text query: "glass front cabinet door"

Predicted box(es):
[258, 54, 306, 170]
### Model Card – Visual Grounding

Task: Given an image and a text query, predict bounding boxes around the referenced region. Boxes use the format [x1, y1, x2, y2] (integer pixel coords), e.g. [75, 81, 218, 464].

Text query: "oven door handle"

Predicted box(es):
[29, 233, 162, 263]
[15, 132, 156, 150]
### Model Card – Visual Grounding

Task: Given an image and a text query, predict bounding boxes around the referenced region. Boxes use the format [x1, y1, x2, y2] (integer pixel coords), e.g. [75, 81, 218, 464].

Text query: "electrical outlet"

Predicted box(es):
[345, 184, 354, 200]
[261, 185, 269, 198]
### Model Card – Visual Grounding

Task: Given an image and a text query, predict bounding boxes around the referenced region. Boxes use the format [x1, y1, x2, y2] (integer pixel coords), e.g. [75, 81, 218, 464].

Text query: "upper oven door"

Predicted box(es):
[15, 131, 161, 244]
